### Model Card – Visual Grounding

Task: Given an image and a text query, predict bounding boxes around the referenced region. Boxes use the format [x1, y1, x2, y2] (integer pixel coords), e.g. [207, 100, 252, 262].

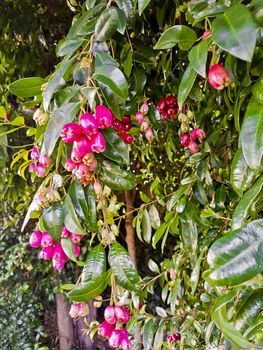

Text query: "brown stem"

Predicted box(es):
[124, 189, 137, 268]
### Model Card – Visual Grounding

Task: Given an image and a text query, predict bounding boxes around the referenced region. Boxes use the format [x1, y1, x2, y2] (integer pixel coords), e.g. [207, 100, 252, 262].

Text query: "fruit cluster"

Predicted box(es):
[29, 146, 52, 178]
[112, 115, 133, 144]
[29, 226, 83, 270]
[156, 95, 178, 119]
[135, 102, 154, 141]
[167, 332, 181, 345]
[97, 305, 131, 350]
[33, 187, 60, 211]
[69, 302, 89, 318]
[180, 128, 206, 154]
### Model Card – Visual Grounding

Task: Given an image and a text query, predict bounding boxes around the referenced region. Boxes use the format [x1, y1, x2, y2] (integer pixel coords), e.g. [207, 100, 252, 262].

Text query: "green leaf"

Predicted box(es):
[167, 185, 188, 211]
[154, 25, 197, 50]
[97, 159, 136, 191]
[232, 175, 263, 230]
[148, 259, 160, 273]
[84, 185, 98, 233]
[138, 0, 151, 16]
[57, 38, 85, 57]
[230, 149, 255, 197]
[204, 219, 263, 286]
[108, 242, 140, 291]
[43, 102, 80, 156]
[61, 238, 77, 262]
[99, 83, 126, 120]
[178, 65, 197, 107]
[149, 205, 161, 230]
[188, 39, 210, 78]
[68, 271, 110, 302]
[63, 195, 86, 235]
[103, 129, 129, 164]
[179, 210, 198, 258]
[43, 56, 75, 111]
[42, 203, 64, 241]
[142, 319, 154, 350]
[95, 8, 119, 41]
[211, 4, 257, 62]
[142, 208, 152, 244]
[153, 321, 165, 350]
[240, 100, 263, 170]
[152, 222, 169, 248]
[81, 244, 106, 282]
[9, 77, 45, 97]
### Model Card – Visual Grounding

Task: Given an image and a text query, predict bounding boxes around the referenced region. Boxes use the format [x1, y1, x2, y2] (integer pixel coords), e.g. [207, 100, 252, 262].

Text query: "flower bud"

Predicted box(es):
[36, 163, 46, 178]
[70, 233, 84, 244]
[40, 154, 52, 168]
[202, 29, 212, 40]
[94, 181, 102, 195]
[80, 113, 98, 137]
[98, 321, 115, 338]
[65, 158, 77, 172]
[95, 105, 114, 129]
[108, 329, 124, 348]
[90, 132, 106, 153]
[208, 64, 230, 90]
[46, 188, 60, 202]
[30, 147, 40, 161]
[145, 128, 154, 141]
[104, 305, 117, 325]
[135, 112, 144, 124]
[41, 231, 54, 247]
[61, 123, 83, 143]
[33, 109, 49, 125]
[78, 302, 89, 317]
[69, 303, 80, 318]
[40, 246, 54, 260]
[74, 244, 81, 257]
[188, 141, 198, 154]
[140, 102, 149, 115]
[180, 133, 190, 148]
[114, 306, 131, 324]
[140, 120, 149, 131]
[29, 230, 42, 248]
[79, 173, 93, 185]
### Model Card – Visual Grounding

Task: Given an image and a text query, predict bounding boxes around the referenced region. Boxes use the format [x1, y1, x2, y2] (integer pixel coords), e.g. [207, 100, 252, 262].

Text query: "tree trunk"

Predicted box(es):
[56, 293, 74, 350]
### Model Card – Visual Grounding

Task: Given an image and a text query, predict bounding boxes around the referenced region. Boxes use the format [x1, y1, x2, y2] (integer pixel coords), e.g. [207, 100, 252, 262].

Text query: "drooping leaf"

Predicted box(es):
[94, 8, 119, 41]
[142, 319, 155, 350]
[98, 83, 126, 120]
[152, 222, 169, 249]
[61, 238, 77, 262]
[153, 321, 165, 350]
[179, 210, 198, 260]
[103, 129, 129, 164]
[9, 77, 45, 98]
[167, 185, 189, 211]
[240, 100, 263, 170]
[81, 244, 106, 282]
[138, 0, 151, 16]
[204, 219, 263, 286]
[108, 242, 140, 291]
[42, 203, 64, 241]
[63, 195, 86, 235]
[57, 38, 85, 57]
[149, 205, 161, 230]
[43, 102, 80, 156]
[188, 39, 210, 78]
[154, 25, 197, 50]
[178, 65, 197, 108]
[84, 185, 98, 233]
[142, 208, 152, 244]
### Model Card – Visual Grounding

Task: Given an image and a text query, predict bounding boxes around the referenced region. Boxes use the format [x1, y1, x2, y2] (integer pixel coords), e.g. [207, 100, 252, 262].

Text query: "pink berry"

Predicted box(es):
[69, 303, 80, 318]
[70, 233, 84, 244]
[122, 115, 131, 125]
[30, 147, 39, 161]
[73, 135, 92, 159]
[112, 119, 123, 132]
[208, 64, 230, 90]
[36, 163, 46, 177]
[202, 29, 212, 40]
[167, 335, 173, 343]
[195, 128, 206, 140]
[165, 95, 177, 107]
[29, 163, 36, 173]
[104, 305, 117, 325]
[140, 120, 149, 131]
[119, 133, 133, 144]
[190, 129, 198, 142]
[120, 336, 131, 350]
[140, 102, 149, 115]
[95, 105, 114, 129]
[135, 112, 144, 124]
[74, 245, 81, 257]
[61, 123, 83, 143]
[78, 302, 89, 317]
[52, 258, 66, 270]
[29, 230, 42, 248]
[53, 243, 68, 261]
[108, 329, 124, 348]
[75, 162, 90, 179]
[40, 246, 54, 260]
[40, 154, 52, 168]
[97, 321, 115, 338]
[157, 98, 167, 113]
[145, 128, 154, 141]
[41, 232, 54, 247]
[114, 306, 131, 324]
[167, 107, 177, 117]
[61, 226, 71, 238]
[173, 332, 181, 341]
[80, 113, 98, 138]
[188, 141, 199, 154]
[180, 133, 190, 147]
[90, 132, 106, 153]
[64, 158, 77, 172]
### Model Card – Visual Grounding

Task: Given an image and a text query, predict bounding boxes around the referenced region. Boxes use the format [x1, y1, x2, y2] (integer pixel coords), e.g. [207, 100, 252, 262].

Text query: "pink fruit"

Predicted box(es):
[78, 302, 89, 317]
[112, 119, 123, 132]
[70, 233, 84, 244]
[29, 163, 36, 173]
[114, 306, 131, 324]
[79, 173, 93, 185]
[97, 321, 115, 338]
[75, 162, 90, 179]
[36, 163, 46, 177]
[195, 128, 206, 140]
[53, 243, 67, 261]
[188, 141, 199, 154]
[69, 303, 80, 318]
[72, 135, 92, 159]
[61, 123, 83, 143]
[122, 115, 131, 125]
[208, 64, 230, 90]
[90, 132, 106, 153]
[64, 158, 77, 172]
[140, 120, 149, 131]
[140, 102, 149, 115]
[30, 147, 39, 161]
[145, 128, 154, 141]
[167, 107, 177, 117]
[108, 329, 124, 348]
[74, 245, 81, 257]
[120, 336, 131, 350]
[41, 232, 54, 247]
[167, 335, 173, 343]
[61, 226, 71, 238]
[104, 305, 117, 325]
[29, 230, 42, 248]
[180, 133, 190, 147]
[95, 105, 114, 129]
[82, 152, 95, 166]
[173, 332, 181, 341]
[52, 258, 66, 270]
[135, 112, 144, 124]
[80, 113, 98, 137]
[202, 29, 212, 40]
[40, 154, 52, 167]
[40, 246, 54, 260]
[157, 98, 166, 113]
[119, 133, 133, 144]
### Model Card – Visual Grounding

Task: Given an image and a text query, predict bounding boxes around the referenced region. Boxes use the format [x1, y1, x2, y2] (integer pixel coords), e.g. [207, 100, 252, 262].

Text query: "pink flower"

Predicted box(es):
[108, 329, 124, 348]
[180, 133, 190, 147]
[61, 226, 71, 238]
[40, 246, 54, 260]
[29, 163, 36, 173]
[74, 245, 81, 257]
[65, 158, 77, 172]
[41, 232, 54, 247]
[188, 141, 199, 154]
[36, 163, 46, 177]
[208, 64, 230, 90]
[70, 233, 84, 244]
[135, 112, 143, 124]
[98, 321, 115, 338]
[29, 231, 42, 248]
[69, 303, 80, 318]
[90, 132, 106, 153]
[80, 113, 98, 137]
[30, 147, 39, 161]
[114, 306, 131, 324]
[140, 102, 149, 115]
[61, 123, 83, 143]
[95, 105, 114, 129]
[40, 154, 52, 168]
[72, 135, 92, 159]
[145, 128, 154, 141]
[104, 305, 117, 325]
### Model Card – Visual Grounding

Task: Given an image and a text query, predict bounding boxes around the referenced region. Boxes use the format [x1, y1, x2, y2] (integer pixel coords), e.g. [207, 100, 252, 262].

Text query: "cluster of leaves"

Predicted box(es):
[2, 0, 263, 349]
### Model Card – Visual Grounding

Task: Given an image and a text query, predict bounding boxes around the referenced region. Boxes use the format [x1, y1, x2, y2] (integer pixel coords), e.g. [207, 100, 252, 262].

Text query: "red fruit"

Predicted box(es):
[80, 113, 98, 138]
[112, 119, 123, 132]
[64, 158, 77, 172]
[157, 98, 167, 112]
[70, 233, 84, 244]
[188, 141, 199, 154]
[104, 305, 117, 325]
[95, 105, 114, 129]
[108, 329, 124, 348]
[30, 147, 39, 161]
[167, 107, 177, 117]
[90, 132, 106, 153]
[74, 245, 81, 257]
[36, 163, 46, 177]
[40, 246, 54, 260]
[98, 321, 115, 339]
[208, 64, 230, 90]
[122, 115, 131, 125]
[41, 232, 54, 247]
[61, 226, 70, 238]
[180, 133, 190, 147]
[165, 95, 177, 107]
[29, 231, 42, 248]
[72, 135, 92, 159]
[87, 157, 97, 171]
[167, 335, 173, 344]
[61, 123, 83, 143]
[124, 123, 132, 132]
[119, 133, 133, 144]
[114, 306, 131, 324]
[189, 129, 198, 142]
[82, 152, 95, 166]
[173, 332, 181, 341]
[195, 128, 206, 140]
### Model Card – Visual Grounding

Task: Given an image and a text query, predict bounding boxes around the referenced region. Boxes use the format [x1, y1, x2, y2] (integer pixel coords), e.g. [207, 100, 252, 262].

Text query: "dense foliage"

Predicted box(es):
[1, 0, 263, 349]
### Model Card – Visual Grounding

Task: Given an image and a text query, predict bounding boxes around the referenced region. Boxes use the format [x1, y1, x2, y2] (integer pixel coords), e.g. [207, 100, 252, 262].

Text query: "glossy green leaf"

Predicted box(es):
[204, 219, 263, 286]
[178, 65, 197, 107]
[57, 38, 85, 57]
[154, 25, 197, 50]
[43, 102, 80, 156]
[63, 195, 86, 235]
[94, 8, 119, 41]
[61, 238, 77, 262]
[9, 77, 45, 97]
[167, 185, 188, 211]
[99, 83, 126, 120]
[138, 0, 151, 16]
[142, 208, 152, 244]
[84, 185, 98, 233]
[97, 159, 136, 191]
[93, 64, 128, 100]
[108, 242, 140, 291]
[230, 149, 255, 197]
[103, 129, 129, 164]
[240, 100, 263, 169]
[153, 321, 165, 350]
[188, 39, 210, 78]
[68, 271, 110, 302]
[42, 203, 64, 241]
[149, 205, 161, 230]
[193, 181, 208, 205]
[142, 319, 154, 350]
[232, 175, 263, 230]
[81, 244, 106, 282]
[179, 210, 198, 257]
[212, 4, 257, 62]
[152, 222, 169, 249]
